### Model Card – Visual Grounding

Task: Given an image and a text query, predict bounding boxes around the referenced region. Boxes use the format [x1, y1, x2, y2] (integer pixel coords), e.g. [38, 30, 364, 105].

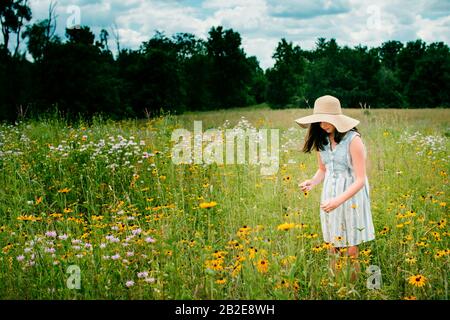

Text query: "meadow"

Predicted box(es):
[0, 106, 448, 299]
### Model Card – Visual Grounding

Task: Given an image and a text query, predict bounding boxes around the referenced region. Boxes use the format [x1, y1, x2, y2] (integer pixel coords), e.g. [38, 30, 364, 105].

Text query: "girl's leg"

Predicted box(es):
[328, 247, 339, 276]
[347, 245, 360, 282]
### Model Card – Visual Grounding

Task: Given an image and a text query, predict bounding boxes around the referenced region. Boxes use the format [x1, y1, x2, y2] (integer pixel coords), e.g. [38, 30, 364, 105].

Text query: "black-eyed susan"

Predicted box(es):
[216, 277, 227, 285]
[256, 259, 269, 273]
[361, 249, 371, 257]
[199, 201, 217, 209]
[379, 226, 390, 235]
[403, 295, 417, 300]
[248, 247, 258, 259]
[312, 245, 323, 253]
[322, 242, 333, 249]
[58, 187, 71, 193]
[437, 219, 447, 229]
[277, 222, 295, 231]
[408, 274, 426, 288]
[283, 175, 292, 182]
[405, 257, 416, 264]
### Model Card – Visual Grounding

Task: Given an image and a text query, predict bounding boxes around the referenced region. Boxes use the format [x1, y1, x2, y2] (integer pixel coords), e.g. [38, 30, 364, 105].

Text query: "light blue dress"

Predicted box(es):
[319, 130, 375, 247]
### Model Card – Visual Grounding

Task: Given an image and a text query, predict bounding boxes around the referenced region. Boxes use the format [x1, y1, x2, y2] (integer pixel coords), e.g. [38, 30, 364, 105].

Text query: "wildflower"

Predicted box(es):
[216, 278, 227, 285]
[58, 234, 68, 240]
[125, 280, 135, 287]
[137, 271, 149, 278]
[283, 175, 291, 182]
[277, 222, 295, 231]
[437, 219, 447, 229]
[58, 188, 71, 193]
[145, 277, 156, 283]
[199, 201, 217, 209]
[361, 249, 371, 257]
[35, 197, 43, 205]
[111, 253, 120, 260]
[45, 231, 57, 238]
[379, 226, 390, 235]
[205, 259, 224, 271]
[405, 257, 416, 264]
[403, 296, 417, 300]
[408, 274, 426, 288]
[256, 259, 269, 273]
[312, 245, 323, 253]
[322, 242, 333, 249]
[16, 255, 25, 262]
[145, 237, 156, 243]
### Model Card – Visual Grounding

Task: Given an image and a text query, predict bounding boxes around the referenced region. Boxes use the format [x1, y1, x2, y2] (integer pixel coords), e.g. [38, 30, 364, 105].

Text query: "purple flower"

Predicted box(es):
[137, 271, 148, 278]
[45, 231, 57, 238]
[45, 247, 56, 253]
[145, 237, 156, 243]
[131, 228, 142, 235]
[111, 253, 120, 260]
[125, 280, 135, 287]
[16, 255, 25, 262]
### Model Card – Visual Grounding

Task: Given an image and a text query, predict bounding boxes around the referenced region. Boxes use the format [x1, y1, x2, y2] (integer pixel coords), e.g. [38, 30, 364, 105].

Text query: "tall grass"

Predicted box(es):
[0, 108, 448, 299]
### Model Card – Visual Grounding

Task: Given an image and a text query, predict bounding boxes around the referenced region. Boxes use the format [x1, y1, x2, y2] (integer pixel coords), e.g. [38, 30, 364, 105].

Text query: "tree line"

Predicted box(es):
[1, 1, 449, 122]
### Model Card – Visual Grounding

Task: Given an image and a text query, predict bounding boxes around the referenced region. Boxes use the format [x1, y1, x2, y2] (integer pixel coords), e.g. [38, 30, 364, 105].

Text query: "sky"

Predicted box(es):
[23, 0, 450, 69]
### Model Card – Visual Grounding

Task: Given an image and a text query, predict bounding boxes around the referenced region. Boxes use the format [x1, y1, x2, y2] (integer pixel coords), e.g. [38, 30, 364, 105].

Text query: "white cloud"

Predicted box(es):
[18, 0, 449, 69]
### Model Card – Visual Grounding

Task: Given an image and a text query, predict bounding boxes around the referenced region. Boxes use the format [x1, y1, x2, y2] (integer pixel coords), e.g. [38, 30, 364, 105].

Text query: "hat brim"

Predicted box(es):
[294, 114, 359, 133]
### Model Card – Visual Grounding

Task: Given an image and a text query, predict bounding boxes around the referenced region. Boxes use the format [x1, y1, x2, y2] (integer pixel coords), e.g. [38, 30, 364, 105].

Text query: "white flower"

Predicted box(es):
[125, 280, 135, 287]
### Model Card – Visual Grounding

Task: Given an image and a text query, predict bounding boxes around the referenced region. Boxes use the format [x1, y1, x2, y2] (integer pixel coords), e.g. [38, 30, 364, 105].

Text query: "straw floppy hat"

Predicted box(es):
[294, 95, 360, 132]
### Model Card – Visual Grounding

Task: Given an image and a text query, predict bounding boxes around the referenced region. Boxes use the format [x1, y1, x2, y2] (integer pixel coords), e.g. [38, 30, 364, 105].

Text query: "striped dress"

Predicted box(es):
[319, 130, 375, 247]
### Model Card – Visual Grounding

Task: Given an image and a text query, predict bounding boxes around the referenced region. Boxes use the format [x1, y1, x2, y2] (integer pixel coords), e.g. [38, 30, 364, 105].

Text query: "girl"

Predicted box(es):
[295, 95, 375, 281]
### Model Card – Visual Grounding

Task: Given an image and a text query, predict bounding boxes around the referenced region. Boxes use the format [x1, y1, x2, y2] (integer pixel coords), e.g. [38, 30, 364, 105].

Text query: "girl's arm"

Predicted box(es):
[335, 135, 366, 204]
[311, 152, 326, 186]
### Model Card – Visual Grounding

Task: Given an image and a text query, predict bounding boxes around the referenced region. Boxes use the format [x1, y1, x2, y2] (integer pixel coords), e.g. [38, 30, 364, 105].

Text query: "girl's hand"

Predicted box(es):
[320, 198, 341, 213]
[299, 179, 314, 192]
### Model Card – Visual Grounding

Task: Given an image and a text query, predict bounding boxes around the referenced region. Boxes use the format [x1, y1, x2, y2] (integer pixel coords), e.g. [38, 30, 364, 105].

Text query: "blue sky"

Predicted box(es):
[25, 0, 450, 69]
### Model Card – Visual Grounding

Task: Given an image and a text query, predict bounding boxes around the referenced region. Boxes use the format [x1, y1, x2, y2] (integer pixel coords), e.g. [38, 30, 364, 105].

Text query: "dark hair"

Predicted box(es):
[302, 122, 360, 153]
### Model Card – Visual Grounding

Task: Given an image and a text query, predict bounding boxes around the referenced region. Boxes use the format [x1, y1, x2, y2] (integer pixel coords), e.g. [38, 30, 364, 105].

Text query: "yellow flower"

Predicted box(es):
[64, 208, 74, 213]
[437, 219, 447, 229]
[405, 257, 416, 264]
[35, 197, 43, 205]
[277, 222, 295, 231]
[199, 201, 217, 209]
[312, 245, 323, 253]
[322, 242, 333, 249]
[361, 249, 371, 257]
[256, 259, 269, 273]
[58, 188, 71, 193]
[216, 278, 227, 285]
[403, 296, 417, 300]
[351, 203, 358, 209]
[248, 247, 258, 259]
[408, 274, 426, 288]
[379, 226, 390, 235]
